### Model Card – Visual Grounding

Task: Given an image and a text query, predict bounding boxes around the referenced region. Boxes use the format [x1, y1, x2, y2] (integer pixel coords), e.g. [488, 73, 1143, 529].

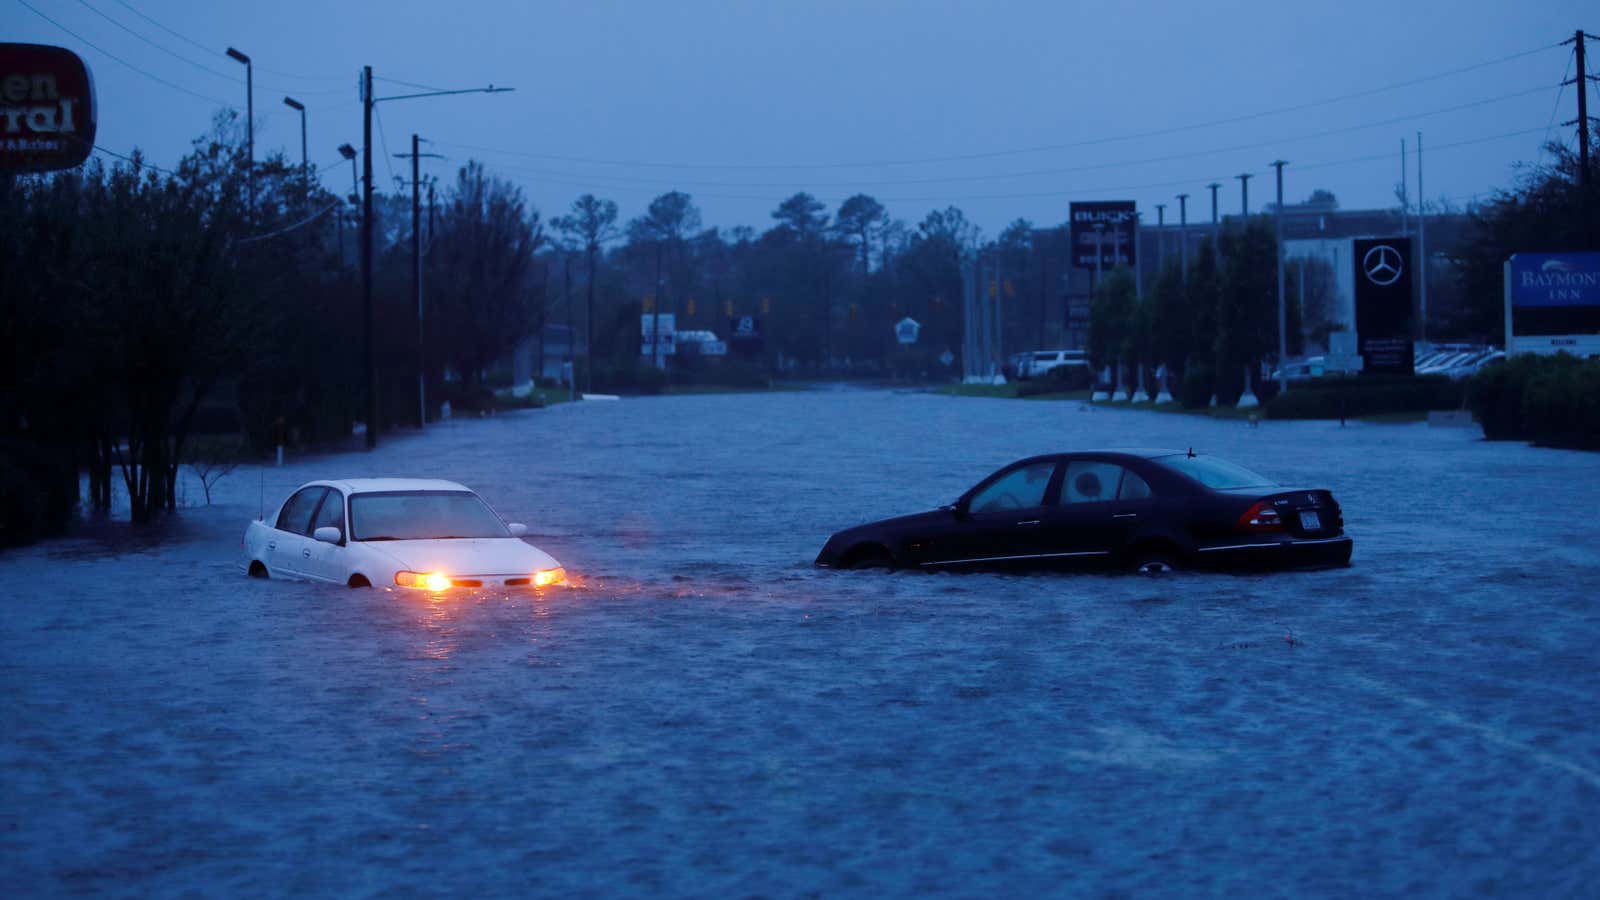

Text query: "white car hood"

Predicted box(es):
[363, 538, 559, 576]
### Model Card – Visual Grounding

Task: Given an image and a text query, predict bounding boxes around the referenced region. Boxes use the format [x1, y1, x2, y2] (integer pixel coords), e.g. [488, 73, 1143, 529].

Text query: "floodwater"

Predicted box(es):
[3, 389, 1597, 896]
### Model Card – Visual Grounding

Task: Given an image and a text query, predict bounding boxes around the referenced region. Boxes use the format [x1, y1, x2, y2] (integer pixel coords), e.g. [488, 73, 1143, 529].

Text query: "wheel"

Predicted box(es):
[1129, 547, 1181, 575]
[248, 560, 269, 578]
[347, 574, 371, 588]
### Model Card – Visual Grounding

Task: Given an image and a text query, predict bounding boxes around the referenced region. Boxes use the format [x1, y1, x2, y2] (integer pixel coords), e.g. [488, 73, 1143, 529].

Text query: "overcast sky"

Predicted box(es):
[12, 0, 1599, 236]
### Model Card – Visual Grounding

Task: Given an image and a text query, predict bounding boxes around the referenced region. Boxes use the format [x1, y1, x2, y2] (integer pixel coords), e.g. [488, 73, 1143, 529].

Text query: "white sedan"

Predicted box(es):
[243, 478, 566, 590]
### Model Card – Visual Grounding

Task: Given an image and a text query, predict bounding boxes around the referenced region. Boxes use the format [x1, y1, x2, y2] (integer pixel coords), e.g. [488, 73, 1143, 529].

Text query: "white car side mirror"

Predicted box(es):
[313, 526, 342, 544]
[507, 523, 528, 537]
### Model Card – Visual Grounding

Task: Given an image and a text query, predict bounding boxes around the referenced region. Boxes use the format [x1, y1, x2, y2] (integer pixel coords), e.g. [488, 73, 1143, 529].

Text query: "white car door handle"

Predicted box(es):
[1017, 520, 1041, 526]
[302, 548, 312, 558]
[268, 541, 277, 551]
[1113, 513, 1138, 519]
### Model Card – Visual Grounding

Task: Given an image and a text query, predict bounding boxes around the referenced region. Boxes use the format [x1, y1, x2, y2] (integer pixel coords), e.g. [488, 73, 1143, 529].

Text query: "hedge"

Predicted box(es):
[1466, 353, 1600, 450]
[1264, 375, 1464, 420]
[1017, 364, 1091, 396]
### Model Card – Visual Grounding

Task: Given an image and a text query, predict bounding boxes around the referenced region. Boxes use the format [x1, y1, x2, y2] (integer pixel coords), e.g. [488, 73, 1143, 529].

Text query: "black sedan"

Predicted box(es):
[814, 449, 1352, 574]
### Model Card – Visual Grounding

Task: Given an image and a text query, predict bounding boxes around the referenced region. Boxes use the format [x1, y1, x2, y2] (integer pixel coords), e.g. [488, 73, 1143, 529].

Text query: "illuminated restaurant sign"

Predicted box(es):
[0, 43, 96, 173]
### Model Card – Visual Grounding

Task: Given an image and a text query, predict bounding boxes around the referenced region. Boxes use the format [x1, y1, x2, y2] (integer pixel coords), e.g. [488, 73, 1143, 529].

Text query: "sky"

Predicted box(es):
[10, 0, 1599, 237]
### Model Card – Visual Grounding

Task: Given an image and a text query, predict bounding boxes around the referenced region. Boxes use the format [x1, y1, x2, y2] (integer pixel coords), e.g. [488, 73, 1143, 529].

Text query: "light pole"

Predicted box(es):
[1235, 173, 1252, 218]
[1176, 193, 1189, 276]
[226, 47, 252, 212]
[1271, 160, 1289, 394]
[282, 96, 307, 189]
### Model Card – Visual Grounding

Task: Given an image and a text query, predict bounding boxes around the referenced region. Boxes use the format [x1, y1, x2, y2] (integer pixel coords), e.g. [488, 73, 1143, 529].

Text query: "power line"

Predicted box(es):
[435, 40, 1566, 173]
[72, 0, 347, 95]
[236, 201, 340, 244]
[374, 106, 398, 188]
[479, 125, 1550, 207]
[90, 142, 175, 174]
[1540, 48, 1575, 165]
[109, 0, 348, 83]
[374, 75, 447, 92]
[437, 84, 1556, 192]
[14, 0, 230, 105]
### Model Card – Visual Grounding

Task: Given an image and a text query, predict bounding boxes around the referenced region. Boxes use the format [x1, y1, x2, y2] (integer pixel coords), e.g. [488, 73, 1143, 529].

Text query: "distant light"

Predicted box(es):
[338, 143, 357, 160]
[283, 96, 304, 111]
[226, 47, 250, 65]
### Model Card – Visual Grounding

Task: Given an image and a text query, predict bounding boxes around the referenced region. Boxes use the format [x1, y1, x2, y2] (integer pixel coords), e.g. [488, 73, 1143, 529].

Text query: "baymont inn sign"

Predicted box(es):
[0, 43, 96, 173]
[1505, 253, 1600, 357]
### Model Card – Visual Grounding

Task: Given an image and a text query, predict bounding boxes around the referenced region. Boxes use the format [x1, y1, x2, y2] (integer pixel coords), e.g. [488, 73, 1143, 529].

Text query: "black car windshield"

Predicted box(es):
[349, 491, 510, 541]
[1158, 455, 1277, 489]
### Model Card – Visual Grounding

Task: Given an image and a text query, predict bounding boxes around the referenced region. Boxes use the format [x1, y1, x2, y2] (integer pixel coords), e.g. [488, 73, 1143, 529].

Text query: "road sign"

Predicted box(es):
[0, 44, 97, 173]
[1505, 252, 1600, 356]
[938, 350, 955, 366]
[895, 316, 921, 345]
[1353, 237, 1414, 375]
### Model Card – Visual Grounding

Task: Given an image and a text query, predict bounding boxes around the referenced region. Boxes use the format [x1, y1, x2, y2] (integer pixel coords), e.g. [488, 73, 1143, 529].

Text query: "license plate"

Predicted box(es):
[1299, 511, 1322, 531]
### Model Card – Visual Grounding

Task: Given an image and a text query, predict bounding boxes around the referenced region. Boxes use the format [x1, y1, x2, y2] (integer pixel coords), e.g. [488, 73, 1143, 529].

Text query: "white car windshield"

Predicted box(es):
[349, 491, 511, 541]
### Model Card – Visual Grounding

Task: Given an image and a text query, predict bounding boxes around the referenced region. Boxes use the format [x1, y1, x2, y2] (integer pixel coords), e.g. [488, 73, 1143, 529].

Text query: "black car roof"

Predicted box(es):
[1011, 448, 1185, 464]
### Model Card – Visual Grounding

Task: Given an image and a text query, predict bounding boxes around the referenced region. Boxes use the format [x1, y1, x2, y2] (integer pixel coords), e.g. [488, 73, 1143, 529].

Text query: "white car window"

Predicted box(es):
[276, 487, 326, 536]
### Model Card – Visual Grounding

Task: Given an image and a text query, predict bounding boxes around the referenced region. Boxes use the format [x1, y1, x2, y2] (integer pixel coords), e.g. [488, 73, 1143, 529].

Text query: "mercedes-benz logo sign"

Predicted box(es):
[1363, 244, 1403, 286]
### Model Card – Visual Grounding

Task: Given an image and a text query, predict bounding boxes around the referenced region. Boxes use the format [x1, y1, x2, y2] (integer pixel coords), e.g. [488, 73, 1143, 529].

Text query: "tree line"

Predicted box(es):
[1, 120, 1591, 537]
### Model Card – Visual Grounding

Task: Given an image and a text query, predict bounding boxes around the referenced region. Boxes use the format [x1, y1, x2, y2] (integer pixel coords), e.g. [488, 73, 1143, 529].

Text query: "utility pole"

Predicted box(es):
[396, 134, 443, 429]
[1417, 131, 1427, 343]
[1400, 138, 1408, 236]
[1176, 193, 1189, 276]
[361, 65, 375, 448]
[1563, 29, 1596, 247]
[358, 70, 513, 448]
[1154, 203, 1166, 270]
[1236, 173, 1252, 218]
[1271, 160, 1289, 394]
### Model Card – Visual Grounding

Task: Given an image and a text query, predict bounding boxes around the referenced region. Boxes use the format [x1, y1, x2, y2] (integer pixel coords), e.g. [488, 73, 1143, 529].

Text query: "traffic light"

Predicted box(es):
[686, 297, 696, 317]
[643, 294, 654, 312]
[849, 303, 858, 322]
[760, 296, 771, 314]
[723, 299, 733, 317]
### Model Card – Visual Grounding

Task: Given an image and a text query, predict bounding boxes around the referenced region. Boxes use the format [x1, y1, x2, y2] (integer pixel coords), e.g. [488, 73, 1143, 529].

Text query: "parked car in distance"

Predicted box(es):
[815, 449, 1352, 574]
[1270, 356, 1328, 384]
[1019, 349, 1089, 379]
[243, 478, 566, 590]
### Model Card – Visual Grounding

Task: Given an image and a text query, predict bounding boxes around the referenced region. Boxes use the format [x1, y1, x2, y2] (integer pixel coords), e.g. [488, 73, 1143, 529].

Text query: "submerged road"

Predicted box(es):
[3, 389, 1597, 895]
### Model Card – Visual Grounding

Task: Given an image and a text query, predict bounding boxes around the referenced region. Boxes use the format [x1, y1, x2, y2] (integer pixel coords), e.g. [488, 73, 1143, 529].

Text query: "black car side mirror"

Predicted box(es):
[945, 501, 969, 519]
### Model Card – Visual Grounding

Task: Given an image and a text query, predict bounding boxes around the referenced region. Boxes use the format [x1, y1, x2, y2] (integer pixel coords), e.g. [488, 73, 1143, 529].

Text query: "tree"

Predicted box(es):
[629, 191, 702, 367]
[552, 194, 619, 390]
[835, 193, 885, 275]
[1216, 221, 1279, 402]
[1088, 267, 1137, 375]
[428, 161, 544, 387]
[1453, 137, 1599, 339]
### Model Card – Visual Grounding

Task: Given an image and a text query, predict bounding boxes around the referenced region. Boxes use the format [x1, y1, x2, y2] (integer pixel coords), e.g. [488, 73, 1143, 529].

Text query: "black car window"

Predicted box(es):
[1062, 461, 1125, 504]
[968, 461, 1057, 513]
[309, 489, 345, 538]
[276, 487, 326, 536]
[1119, 470, 1152, 500]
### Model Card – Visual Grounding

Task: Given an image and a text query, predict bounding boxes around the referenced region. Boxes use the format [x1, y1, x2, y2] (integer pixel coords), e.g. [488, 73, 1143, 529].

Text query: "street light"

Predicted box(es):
[337, 143, 357, 266]
[225, 47, 252, 212]
[282, 96, 307, 188]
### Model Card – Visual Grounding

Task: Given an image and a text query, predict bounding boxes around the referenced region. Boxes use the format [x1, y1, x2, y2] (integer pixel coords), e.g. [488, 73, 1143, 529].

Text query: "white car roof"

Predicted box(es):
[309, 477, 473, 495]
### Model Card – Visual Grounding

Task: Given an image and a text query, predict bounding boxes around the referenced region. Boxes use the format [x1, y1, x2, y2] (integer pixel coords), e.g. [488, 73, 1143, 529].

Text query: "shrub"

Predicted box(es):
[0, 440, 76, 547]
[1265, 375, 1464, 420]
[591, 363, 669, 395]
[1471, 353, 1600, 449]
[1180, 363, 1215, 408]
[1017, 365, 1090, 396]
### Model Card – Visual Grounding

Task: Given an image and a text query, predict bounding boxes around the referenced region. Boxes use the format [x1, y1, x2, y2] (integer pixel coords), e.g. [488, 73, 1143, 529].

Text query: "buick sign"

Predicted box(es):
[0, 44, 96, 173]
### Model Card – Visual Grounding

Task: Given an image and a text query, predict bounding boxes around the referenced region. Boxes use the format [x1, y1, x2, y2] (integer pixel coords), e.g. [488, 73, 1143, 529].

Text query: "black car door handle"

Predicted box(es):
[1112, 513, 1138, 519]
[1017, 519, 1041, 526]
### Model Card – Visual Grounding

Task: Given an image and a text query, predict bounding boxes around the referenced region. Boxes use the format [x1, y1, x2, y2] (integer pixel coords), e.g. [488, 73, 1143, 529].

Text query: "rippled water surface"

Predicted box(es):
[3, 389, 1598, 896]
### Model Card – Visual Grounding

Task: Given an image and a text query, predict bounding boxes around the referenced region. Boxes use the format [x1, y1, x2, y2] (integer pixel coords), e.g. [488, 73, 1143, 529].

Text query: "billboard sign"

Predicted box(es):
[1069, 201, 1137, 271]
[1352, 237, 1414, 375]
[1505, 253, 1600, 356]
[1, 44, 96, 173]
